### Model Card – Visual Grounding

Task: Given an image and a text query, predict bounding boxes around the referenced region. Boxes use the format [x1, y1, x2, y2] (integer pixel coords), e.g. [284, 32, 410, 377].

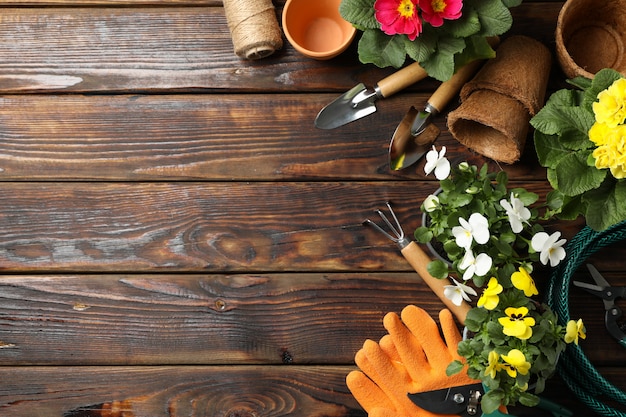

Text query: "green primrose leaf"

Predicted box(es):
[501, 0, 522, 7]
[421, 36, 466, 81]
[582, 177, 626, 231]
[446, 8, 481, 39]
[530, 89, 583, 135]
[339, 0, 378, 29]
[404, 28, 437, 63]
[358, 30, 407, 68]
[470, 0, 513, 36]
[534, 131, 570, 169]
[555, 151, 606, 196]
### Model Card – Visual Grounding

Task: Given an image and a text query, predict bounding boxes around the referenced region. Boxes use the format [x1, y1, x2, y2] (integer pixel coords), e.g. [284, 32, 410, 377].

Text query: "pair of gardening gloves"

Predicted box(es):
[347, 305, 479, 417]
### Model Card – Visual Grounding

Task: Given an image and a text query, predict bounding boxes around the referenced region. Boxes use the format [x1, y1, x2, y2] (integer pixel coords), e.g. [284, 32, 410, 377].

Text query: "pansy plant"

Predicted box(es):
[416, 147, 585, 413]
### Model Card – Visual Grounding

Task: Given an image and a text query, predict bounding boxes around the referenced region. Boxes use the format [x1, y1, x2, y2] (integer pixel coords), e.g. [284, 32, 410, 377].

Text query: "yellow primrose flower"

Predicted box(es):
[593, 78, 626, 128]
[589, 120, 611, 146]
[498, 306, 536, 340]
[565, 319, 587, 345]
[485, 350, 503, 379]
[477, 277, 503, 310]
[589, 123, 626, 178]
[501, 349, 531, 378]
[511, 267, 538, 297]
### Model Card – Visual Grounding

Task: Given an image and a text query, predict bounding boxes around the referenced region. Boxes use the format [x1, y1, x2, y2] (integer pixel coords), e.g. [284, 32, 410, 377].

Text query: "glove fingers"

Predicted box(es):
[379, 334, 401, 363]
[346, 370, 397, 413]
[382, 310, 429, 380]
[401, 305, 451, 367]
[438, 308, 464, 359]
[359, 339, 428, 416]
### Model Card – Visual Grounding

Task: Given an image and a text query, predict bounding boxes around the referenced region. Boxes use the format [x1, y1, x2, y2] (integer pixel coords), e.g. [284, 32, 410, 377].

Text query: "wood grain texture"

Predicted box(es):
[0, 365, 361, 417]
[0, 0, 623, 415]
[0, 272, 621, 367]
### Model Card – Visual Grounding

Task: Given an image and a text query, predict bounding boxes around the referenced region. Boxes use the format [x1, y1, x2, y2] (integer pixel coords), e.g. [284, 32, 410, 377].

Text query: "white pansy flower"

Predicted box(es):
[423, 194, 440, 212]
[452, 213, 490, 249]
[444, 278, 477, 306]
[424, 146, 451, 180]
[531, 231, 567, 267]
[500, 192, 531, 233]
[459, 249, 493, 281]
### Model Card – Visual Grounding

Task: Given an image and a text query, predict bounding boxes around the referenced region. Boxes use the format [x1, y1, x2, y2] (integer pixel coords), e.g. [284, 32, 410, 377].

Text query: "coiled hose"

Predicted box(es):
[547, 222, 626, 417]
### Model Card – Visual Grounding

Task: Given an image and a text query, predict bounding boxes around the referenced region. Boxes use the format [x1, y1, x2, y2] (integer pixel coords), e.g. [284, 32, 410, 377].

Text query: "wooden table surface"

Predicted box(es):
[0, 0, 624, 416]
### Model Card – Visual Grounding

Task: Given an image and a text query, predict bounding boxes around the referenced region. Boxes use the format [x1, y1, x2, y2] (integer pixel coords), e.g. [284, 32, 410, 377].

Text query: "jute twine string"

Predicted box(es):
[223, 0, 283, 60]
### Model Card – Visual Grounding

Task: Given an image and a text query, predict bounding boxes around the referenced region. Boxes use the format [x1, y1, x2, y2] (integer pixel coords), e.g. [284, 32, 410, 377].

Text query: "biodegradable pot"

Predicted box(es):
[556, 0, 626, 79]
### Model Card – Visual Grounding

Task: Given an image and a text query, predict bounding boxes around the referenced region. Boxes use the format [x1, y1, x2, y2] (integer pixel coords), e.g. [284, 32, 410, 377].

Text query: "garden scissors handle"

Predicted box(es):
[573, 264, 626, 348]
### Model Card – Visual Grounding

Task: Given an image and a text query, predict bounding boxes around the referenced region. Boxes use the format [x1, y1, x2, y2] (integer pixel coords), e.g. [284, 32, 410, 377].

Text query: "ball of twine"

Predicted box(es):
[223, 0, 283, 60]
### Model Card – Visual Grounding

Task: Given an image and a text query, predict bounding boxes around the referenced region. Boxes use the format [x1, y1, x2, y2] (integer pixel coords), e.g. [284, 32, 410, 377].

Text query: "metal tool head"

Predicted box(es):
[314, 83, 379, 129]
[389, 107, 440, 170]
[363, 202, 410, 249]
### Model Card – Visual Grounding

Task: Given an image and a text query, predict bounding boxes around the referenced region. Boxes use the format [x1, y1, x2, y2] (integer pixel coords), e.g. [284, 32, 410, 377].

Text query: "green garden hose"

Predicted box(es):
[547, 222, 626, 417]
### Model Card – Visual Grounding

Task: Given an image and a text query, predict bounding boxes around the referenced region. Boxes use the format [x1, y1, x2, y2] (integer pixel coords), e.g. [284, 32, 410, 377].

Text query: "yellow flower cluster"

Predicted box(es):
[476, 267, 587, 382]
[589, 78, 626, 178]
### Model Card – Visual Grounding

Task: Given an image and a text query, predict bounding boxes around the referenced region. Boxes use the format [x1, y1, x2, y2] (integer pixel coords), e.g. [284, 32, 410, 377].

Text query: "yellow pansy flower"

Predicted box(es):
[485, 350, 503, 379]
[501, 349, 531, 378]
[511, 267, 538, 297]
[498, 306, 536, 340]
[565, 319, 587, 345]
[477, 277, 503, 310]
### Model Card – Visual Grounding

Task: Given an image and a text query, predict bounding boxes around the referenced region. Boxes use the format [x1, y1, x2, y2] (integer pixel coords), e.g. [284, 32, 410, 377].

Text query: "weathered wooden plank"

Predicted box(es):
[0, 365, 619, 417]
[0, 272, 449, 365]
[0, 3, 562, 93]
[0, 365, 362, 417]
[0, 271, 622, 366]
[0, 181, 583, 272]
[0, 93, 546, 181]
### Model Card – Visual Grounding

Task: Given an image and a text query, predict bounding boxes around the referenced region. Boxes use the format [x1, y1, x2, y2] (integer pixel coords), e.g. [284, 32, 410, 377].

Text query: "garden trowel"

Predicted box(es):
[314, 62, 428, 129]
[388, 57, 486, 170]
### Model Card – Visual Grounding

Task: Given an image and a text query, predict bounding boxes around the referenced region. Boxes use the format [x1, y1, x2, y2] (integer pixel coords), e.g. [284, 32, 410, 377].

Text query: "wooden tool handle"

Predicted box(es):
[427, 58, 484, 113]
[401, 241, 471, 325]
[376, 62, 429, 98]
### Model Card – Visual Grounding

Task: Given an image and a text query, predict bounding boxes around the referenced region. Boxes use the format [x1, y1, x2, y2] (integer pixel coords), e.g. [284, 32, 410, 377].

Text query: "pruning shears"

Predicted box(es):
[573, 264, 626, 348]
[408, 382, 572, 417]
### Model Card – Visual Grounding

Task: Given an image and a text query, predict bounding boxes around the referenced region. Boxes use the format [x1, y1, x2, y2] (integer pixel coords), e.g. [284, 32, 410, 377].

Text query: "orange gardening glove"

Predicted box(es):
[346, 305, 479, 417]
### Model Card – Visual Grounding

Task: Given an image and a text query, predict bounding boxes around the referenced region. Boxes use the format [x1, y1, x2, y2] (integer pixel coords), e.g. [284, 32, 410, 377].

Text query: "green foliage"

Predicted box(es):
[339, 0, 521, 81]
[531, 68, 626, 230]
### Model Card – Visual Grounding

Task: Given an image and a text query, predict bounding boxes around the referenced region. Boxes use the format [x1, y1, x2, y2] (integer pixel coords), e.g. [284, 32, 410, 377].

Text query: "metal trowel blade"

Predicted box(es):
[389, 107, 440, 170]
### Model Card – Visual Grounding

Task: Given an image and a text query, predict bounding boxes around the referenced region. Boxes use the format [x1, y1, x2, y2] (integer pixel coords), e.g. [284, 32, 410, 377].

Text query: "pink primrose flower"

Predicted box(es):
[374, 0, 422, 41]
[420, 0, 463, 27]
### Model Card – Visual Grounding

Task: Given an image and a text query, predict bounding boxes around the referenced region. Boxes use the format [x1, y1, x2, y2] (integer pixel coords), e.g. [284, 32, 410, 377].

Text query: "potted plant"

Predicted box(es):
[414, 146, 586, 413]
[338, 0, 522, 81]
[531, 68, 626, 231]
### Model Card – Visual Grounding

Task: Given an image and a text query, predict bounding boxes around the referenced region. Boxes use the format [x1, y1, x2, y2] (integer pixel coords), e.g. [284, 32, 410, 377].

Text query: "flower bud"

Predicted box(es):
[423, 194, 439, 212]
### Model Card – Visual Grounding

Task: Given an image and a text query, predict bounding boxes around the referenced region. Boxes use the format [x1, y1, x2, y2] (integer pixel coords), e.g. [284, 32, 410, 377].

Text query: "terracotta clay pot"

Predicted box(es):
[556, 0, 626, 79]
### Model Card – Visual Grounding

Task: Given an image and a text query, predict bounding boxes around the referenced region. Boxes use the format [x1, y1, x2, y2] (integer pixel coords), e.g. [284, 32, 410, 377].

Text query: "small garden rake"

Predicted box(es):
[364, 202, 470, 324]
